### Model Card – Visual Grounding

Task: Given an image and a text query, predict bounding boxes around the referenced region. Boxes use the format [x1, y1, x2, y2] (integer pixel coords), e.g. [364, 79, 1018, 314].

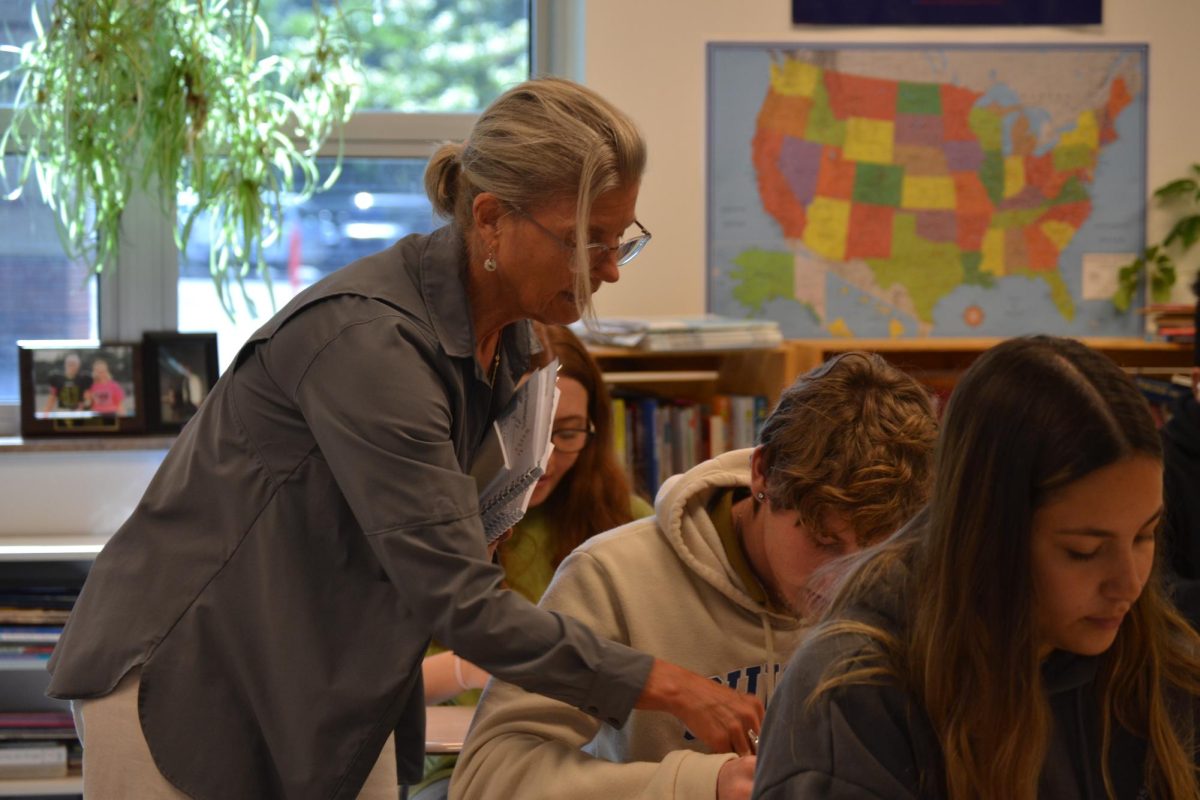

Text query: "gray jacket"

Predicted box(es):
[46, 226, 652, 799]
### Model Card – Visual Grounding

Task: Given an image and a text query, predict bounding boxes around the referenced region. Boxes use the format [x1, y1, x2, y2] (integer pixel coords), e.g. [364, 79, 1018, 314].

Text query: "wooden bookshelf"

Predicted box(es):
[789, 337, 1194, 383]
[588, 345, 803, 404]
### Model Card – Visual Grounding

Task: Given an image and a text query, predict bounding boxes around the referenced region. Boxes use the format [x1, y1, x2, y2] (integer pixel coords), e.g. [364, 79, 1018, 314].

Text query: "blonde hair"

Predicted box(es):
[424, 77, 646, 319]
[809, 337, 1200, 799]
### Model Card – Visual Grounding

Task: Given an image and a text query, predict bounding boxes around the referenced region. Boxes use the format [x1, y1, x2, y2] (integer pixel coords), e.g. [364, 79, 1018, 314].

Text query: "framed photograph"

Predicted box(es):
[18, 340, 146, 437]
[142, 332, 219, 433]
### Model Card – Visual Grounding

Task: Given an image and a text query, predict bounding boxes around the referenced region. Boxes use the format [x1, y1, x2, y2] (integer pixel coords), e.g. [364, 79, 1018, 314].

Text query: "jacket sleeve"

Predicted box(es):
[451, 548, 736, 800]
[750, 636, 923, 800]
[283, 311, 651, 728]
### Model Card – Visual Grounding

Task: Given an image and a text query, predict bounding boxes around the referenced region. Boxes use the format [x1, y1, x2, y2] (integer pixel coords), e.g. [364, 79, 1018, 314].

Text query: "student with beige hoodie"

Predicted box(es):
[450, 352, 938, 800]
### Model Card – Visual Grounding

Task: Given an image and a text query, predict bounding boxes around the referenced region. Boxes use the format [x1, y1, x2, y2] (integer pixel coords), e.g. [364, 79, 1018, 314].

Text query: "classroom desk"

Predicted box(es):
[399, 706, 476, 799]
[424, 705, 475, 754]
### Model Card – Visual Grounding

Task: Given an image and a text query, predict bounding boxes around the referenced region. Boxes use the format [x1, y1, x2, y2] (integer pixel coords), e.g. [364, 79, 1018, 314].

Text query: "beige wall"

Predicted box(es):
[582, 0, 1200, 317]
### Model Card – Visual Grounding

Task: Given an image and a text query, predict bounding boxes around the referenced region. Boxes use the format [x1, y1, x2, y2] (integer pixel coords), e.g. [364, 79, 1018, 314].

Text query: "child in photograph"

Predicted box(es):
[752, 336, 1200, 800]
[42, 352, 92, 413]
[86, 358, 127, 416]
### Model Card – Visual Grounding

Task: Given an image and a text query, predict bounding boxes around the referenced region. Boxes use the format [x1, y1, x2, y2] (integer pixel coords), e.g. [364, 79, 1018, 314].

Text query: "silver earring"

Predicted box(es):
[484, 251, 497, 272]
[755, 492, 766, 502]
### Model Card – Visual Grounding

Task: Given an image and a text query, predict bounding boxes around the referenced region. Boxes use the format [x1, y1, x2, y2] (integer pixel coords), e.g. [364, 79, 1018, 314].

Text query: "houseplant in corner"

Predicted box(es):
[1113, 164, 1200, 312]
[0, 0, 362, 317]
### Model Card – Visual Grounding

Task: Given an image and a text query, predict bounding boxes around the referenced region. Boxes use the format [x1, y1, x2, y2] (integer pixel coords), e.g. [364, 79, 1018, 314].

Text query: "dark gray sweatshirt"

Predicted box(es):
[752, 556, 1153, 799]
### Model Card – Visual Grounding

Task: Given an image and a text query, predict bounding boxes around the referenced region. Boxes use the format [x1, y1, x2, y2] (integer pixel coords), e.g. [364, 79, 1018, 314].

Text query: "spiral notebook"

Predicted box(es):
[471, 359, 560, 543]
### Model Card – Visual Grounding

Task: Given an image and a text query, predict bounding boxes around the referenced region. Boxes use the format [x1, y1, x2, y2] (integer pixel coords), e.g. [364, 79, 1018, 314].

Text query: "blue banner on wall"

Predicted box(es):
[792, 0, 1101, 26]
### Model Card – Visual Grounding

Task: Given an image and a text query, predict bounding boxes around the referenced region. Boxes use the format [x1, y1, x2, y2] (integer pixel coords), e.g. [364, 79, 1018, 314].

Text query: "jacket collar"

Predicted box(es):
[419, 225, 477, 360]
[418, 225, 539, 401]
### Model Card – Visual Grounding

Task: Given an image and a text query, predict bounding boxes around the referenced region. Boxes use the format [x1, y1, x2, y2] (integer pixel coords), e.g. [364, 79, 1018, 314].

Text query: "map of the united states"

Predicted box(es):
[711, 47, 1146, 338]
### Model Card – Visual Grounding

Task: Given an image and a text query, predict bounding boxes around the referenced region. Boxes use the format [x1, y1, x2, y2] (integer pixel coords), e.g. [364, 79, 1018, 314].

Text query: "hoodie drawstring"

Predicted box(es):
[760, 614, 778, 704]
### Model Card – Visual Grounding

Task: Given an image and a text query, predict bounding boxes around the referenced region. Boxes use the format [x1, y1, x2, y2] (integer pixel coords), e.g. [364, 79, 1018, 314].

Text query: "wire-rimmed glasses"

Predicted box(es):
[511, 206, 651, 267]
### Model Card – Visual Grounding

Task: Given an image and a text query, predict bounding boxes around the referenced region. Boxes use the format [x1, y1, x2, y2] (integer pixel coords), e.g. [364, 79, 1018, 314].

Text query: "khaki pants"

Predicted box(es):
[74, 668, 398, 799]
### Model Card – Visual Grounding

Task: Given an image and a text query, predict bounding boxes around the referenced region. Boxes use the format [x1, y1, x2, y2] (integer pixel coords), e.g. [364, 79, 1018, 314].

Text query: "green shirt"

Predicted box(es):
[504, 494, 655, 603]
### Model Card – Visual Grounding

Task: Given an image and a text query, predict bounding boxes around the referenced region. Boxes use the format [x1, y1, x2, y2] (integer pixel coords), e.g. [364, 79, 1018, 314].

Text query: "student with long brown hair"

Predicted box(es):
[753, 336, 1200, 800]
[501, 323, 652, 600]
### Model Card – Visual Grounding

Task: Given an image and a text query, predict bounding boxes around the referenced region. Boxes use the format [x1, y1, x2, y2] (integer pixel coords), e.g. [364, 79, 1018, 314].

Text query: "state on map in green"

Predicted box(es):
[852, 162, 904, 206]
[730, 249, 794, 314]
[897, 81, 942, 115]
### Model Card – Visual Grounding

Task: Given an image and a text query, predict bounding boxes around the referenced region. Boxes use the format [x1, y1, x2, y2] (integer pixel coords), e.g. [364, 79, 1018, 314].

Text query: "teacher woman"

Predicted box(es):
[47, 77, 763, 799]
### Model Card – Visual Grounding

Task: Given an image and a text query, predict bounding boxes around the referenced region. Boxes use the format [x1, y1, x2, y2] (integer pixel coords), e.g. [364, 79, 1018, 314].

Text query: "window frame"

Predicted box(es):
[0, 0, 583, 436]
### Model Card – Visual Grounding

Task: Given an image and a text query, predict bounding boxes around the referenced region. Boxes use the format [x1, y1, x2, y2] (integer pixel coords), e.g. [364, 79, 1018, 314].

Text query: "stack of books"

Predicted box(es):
[0, 626, 59, 664]
[0, 583, 74, 666]
[612, 392, 768, 498]
[0, 713, 76, 778]
[1141, 303, 1196, 345]
[574, 315, 783, 352]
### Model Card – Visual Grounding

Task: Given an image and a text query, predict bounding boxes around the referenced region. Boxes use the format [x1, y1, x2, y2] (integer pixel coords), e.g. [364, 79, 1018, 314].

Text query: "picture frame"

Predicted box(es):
[141, 332, 219, 433]
[18, 340, 146, 437]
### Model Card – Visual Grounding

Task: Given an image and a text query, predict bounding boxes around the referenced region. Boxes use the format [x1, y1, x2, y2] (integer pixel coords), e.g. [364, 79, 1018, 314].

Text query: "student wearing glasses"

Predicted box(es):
[752, 337, 1200, 800]
[47, 78, 762, 800]
[452, 353, 938, 800]
[415, 324, 651, 798]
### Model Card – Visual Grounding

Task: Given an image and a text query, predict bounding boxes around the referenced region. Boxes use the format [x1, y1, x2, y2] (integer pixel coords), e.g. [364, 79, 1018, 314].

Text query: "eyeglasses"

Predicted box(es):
[550, 421, 595, 453]
[511, 206, 651, 267]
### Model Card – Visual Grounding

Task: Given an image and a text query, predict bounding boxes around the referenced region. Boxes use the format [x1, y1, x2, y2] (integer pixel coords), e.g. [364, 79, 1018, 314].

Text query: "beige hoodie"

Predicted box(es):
[450, 449, 806, 800]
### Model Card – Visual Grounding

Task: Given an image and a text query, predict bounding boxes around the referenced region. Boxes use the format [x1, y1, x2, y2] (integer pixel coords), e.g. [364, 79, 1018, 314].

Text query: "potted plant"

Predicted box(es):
[0, 0, 362, 317]
[1113, 164, 1200, 312]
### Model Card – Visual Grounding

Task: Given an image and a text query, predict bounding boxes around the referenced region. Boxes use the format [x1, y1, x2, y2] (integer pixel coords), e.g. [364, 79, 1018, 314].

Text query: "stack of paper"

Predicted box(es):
[470, 359, 561, 543]
[573, 315, 783, 352]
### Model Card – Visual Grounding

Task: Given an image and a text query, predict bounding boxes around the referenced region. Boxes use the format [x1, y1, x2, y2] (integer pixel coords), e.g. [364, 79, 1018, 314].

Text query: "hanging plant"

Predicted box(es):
[0, 0, 362, 318]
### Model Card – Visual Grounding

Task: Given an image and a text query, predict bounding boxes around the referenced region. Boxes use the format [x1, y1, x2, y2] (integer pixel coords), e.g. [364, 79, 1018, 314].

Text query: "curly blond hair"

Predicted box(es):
[758, 351, 937, 544]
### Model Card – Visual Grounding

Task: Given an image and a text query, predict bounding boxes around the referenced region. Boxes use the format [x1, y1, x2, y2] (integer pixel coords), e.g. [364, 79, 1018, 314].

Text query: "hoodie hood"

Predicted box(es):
[654, 449, 801, 628]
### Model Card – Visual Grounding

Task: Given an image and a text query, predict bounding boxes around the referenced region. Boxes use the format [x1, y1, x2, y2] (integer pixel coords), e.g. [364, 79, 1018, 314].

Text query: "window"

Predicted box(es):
[178, 158, 438, 366]
[0, 158, 99, 405]
[178, 0, 537, 367]
[0, 2, 100, 419]
[0, 1, 577, 430]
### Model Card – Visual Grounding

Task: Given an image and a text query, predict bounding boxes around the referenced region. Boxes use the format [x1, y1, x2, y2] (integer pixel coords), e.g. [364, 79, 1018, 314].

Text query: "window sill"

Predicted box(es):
[0, 435, 176, 454]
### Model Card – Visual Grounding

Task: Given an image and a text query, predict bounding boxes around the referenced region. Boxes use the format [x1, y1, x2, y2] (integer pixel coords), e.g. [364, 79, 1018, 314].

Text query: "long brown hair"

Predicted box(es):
[811, 336, 1200, 799]
[508, 325, 640, 568]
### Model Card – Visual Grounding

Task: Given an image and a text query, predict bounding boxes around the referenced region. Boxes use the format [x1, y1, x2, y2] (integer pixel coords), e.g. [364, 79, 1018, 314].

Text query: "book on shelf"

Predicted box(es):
[572, 315, 783, 352]
[0, 713, 75, 779]
[0, 712, 76, 742]
[0, 742, 68, 778]
[0, 608, 70, 625]
[470, 359, 560, 543]
[1141, 303, 1198, 344]
[0, 626, 62, 643]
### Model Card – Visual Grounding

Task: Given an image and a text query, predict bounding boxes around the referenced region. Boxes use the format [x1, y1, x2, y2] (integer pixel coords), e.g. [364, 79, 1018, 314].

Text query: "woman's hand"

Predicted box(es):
[634, 659, 764, 755]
